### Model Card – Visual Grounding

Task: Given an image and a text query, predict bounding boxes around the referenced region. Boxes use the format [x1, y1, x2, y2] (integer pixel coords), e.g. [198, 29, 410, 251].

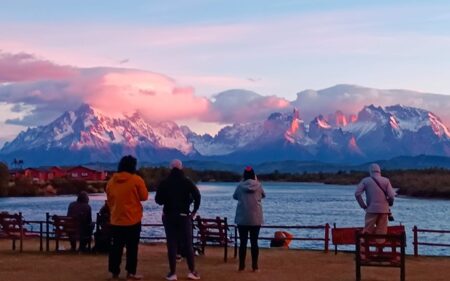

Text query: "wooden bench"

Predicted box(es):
[0, 212, 41, 252]
[193, 216, 231, 262]
[332, 224, 405, 254]
[46, 214, 84, 251]
[355, 231, 406, 281]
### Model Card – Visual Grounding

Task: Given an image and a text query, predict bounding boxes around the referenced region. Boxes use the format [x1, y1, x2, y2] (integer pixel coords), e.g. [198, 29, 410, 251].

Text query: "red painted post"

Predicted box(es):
[413, 225, 418, 257]
[324, 223, 330, 253]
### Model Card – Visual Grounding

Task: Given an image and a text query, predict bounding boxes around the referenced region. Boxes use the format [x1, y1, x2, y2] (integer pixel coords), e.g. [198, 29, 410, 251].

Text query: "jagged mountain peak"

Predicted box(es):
[1, 102, 449, 166]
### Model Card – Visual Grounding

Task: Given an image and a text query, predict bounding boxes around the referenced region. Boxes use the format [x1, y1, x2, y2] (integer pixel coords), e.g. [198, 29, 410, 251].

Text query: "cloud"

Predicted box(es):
[207, 89, 290, 123]
[0, 52, 288, 128]
[1, 52, 450, 140]
[291, 84, 450, 124]
[0, 51, 77, 82]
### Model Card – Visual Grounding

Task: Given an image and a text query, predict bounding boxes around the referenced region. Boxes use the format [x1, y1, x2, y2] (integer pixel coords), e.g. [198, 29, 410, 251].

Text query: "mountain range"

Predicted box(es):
[1, 96, 450, 169]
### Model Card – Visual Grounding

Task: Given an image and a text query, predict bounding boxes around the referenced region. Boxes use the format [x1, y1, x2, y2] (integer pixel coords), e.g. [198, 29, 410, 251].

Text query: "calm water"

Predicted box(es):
[0, 182, 449, 256]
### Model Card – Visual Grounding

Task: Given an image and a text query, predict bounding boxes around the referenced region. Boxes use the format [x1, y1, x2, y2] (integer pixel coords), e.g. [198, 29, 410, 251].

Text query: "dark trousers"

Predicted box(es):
[108, 223, 141, 276]
[163, 214, 195, 274]
[238, 225, 261, 270]
[69, 224, 93, 252]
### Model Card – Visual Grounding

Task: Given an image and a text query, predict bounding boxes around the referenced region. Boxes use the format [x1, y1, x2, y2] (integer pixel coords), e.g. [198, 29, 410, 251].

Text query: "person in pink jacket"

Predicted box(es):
[355, 163, 396, 235]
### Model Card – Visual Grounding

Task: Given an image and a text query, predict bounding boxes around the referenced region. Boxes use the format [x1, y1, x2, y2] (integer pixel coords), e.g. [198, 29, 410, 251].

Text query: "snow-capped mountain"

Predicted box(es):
[1, 103, 450, 166]
[186, 104, 450, 164]
[0, 104, 195, 165]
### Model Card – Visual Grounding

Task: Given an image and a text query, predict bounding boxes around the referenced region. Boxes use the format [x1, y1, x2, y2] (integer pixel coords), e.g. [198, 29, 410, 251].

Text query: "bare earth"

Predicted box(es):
[0, 239, 449, 281]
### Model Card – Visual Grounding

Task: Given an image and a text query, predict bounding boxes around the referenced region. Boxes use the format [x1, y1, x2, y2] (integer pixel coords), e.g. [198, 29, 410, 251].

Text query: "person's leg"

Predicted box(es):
[163, 215, 178, 275]
[375, 214, 388, 235]
[238, 225, 249, 270]
[249, 226, 261, 271]
[109, 226, 126, 276]
[125, 223, 141, 275]
[363, 213, 378, 234]
[180, 216, 196, 272]
[375, 214, 389, 245]
[69, 235, 77, 251]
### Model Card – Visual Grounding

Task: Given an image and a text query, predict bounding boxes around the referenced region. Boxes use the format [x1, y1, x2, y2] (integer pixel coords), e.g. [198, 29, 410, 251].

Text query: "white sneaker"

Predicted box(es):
[165, 273, 177, 281]
[187, 272, 200, 280]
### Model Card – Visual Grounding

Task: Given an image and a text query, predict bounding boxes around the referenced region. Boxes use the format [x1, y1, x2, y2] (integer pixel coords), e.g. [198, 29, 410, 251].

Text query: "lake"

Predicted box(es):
[0, 182, 449, 256]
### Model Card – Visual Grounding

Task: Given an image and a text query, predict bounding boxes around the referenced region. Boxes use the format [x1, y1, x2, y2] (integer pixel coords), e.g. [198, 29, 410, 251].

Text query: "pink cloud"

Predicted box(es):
[0, 51, 77, 82]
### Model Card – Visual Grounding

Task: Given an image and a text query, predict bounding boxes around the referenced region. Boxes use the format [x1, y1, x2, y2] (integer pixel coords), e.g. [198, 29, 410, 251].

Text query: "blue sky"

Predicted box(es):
[1, 0, 450, 140]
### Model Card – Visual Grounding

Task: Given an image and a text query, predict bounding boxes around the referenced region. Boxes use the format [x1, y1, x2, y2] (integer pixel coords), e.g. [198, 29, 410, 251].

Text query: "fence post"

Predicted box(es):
[413, 225, 418, 257]
[324, 223, 330, 253]
[19, 212, 23, 252]
[39, 221, 43, 251]
[234, 225, 238, 258]
[45, 212, 50, 252]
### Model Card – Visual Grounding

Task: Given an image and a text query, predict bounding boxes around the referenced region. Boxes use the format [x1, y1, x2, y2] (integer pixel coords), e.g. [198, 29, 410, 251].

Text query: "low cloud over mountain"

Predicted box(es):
[2, 52, 450, 131]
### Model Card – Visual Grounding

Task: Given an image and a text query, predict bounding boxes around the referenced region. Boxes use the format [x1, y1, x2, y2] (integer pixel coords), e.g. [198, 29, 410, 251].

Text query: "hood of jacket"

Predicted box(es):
[77, 191, 89, 203]
[240, 179, 261, 193]
[369, 163, 381, 177]
[112, 172, 134, 184]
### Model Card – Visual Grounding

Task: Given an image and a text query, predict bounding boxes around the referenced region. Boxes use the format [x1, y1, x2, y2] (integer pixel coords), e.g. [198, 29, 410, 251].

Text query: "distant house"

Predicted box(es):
[8, 165, 107, 182]
[47, 166, 66, 180]
[66, 166, 107, 181]
[24, 168, 49, 182]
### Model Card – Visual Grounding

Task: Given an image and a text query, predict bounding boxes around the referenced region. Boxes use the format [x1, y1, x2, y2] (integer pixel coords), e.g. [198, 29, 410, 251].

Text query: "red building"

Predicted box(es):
[66, 166, 107, 181]
[9, 165, 107, 182]
[24, 168, 49, 182]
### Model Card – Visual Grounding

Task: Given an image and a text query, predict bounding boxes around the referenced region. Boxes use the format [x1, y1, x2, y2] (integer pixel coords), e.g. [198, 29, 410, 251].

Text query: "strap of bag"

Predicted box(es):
[371, 176, 388, 198]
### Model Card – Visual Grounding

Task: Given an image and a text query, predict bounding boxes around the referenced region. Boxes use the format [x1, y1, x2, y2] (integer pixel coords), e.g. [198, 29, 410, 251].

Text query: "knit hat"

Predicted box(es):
[170, 159, 183, 170]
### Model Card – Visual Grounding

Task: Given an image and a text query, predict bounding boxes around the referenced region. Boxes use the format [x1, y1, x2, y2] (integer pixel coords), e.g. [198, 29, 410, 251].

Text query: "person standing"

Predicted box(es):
[106, 155, 148, 280]
[67, 191, 93, 252]
[233, 166, 265, 272]
[155, 159, 201, 281]
[355, 163, 395, 236]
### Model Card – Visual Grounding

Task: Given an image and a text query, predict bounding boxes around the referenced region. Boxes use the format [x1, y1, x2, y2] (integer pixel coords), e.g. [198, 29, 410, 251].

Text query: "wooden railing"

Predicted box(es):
[412, 225, 450, 257]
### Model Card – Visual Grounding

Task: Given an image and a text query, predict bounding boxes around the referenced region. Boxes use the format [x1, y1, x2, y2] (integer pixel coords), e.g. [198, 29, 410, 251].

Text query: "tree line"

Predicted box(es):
[1, 162, 449, 198]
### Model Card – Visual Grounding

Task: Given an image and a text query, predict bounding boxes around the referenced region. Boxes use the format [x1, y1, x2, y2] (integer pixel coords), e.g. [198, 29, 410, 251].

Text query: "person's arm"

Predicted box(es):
[154, 181, 166, 205]
[260, 183, 266, 199]
[386, 179, 395, 206]
[355, 180, 367, 209]
[232, 185, 239, 200]
[87, 205, 93, 225]
[189, 180, 201, 215]
[136, 176, 149, 201]
[67, 202, 74, 217]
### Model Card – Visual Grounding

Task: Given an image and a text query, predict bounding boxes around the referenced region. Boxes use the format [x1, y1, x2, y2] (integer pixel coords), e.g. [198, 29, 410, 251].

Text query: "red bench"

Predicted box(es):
[355, 231, 406, 281]
[193, 216, 231, 262]
[46, 214, 80, 251]
[0, 212, 41, 251]
[332, 224, 405, 254]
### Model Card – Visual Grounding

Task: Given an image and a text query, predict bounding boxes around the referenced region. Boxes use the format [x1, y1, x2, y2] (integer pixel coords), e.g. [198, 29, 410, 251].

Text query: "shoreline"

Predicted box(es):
[1, 240, 449, 281]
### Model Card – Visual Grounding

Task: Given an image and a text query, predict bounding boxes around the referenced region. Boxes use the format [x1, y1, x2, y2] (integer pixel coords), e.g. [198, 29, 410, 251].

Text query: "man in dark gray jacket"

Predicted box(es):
[355, 163, 396, 235]
[155, 159, 201, 281]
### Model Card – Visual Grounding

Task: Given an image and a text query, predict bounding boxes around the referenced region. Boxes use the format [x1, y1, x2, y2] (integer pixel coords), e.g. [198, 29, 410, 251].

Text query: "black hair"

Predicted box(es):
[243, 168, 256, 181]
[117, 155, 137, 173]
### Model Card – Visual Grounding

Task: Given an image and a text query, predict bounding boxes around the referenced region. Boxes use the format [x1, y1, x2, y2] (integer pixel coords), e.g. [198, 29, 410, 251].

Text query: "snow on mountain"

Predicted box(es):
[0, 104, 194, 165]
[186, 122, 264, 156]
[1, 101, 450, 166]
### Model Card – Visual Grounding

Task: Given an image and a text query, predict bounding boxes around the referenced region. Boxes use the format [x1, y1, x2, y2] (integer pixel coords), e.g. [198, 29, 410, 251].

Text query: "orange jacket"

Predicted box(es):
[106, 172, 149, 226]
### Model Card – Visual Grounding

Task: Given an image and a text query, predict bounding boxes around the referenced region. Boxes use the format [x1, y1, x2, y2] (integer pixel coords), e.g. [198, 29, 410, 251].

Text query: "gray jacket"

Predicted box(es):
[355, 164, 396, 214]
[233, 179, 265, 226]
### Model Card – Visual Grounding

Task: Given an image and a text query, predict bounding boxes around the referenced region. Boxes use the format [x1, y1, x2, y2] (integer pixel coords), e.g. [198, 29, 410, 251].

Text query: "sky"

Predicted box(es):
[1, 0, 450, 143]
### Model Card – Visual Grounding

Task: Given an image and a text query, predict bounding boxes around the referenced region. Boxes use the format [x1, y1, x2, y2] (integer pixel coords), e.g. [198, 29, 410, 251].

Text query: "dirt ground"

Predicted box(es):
[0, 239, 449, 281]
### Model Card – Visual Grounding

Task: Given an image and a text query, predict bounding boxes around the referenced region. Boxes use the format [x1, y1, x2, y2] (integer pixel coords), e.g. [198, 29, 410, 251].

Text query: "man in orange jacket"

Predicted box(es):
[106, 155, 148, 280]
